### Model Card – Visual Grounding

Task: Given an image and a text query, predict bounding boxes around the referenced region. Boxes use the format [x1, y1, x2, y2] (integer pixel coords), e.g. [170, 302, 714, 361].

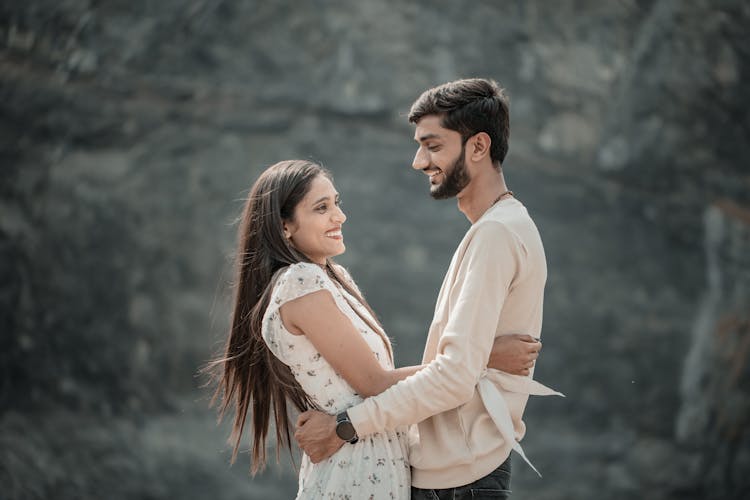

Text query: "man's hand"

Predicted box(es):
[294, 410, 344, 463]
[488, 334, 542, 376]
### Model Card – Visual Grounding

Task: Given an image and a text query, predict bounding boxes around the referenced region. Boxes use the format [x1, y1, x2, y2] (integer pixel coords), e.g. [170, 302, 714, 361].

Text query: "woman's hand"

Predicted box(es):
[487, 334, 541, 376]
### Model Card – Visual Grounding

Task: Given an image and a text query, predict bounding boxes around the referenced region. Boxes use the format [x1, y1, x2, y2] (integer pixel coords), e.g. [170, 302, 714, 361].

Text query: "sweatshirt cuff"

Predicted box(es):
[347, 401, 377, 438]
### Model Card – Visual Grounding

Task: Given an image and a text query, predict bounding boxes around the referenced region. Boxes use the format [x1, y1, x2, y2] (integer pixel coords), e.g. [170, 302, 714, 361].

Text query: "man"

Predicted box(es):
[295, 78, 561, 499]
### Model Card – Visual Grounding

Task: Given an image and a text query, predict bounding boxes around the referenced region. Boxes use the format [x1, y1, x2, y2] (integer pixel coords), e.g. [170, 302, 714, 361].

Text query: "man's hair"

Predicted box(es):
[408, 78, 510, 166]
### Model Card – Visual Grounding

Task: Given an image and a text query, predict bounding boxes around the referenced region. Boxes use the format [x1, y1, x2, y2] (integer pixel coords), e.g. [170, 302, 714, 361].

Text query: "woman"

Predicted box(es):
[208, 159, 540, 498]
[210, 159, 419, 498]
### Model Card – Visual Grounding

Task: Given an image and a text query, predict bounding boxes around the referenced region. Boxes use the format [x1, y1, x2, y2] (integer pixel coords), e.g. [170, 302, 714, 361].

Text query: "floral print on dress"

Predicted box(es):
[260, 263, 410, 499]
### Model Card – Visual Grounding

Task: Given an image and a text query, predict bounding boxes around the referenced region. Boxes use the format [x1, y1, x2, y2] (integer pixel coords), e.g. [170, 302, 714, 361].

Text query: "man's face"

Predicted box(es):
[412, 115, 470, 199]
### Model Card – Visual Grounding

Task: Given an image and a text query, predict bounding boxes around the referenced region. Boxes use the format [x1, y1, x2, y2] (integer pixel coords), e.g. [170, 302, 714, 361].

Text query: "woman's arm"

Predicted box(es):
[280, 289, 424, 397]
[487, 334, 542, 376]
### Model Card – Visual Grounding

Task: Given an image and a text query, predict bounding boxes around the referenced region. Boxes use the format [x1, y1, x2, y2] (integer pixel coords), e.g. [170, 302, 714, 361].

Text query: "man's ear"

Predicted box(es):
[470, 132, 491, 162]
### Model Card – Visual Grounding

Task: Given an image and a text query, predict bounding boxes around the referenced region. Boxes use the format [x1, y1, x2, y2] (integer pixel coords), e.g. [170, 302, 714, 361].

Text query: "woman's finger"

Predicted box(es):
[516, 334, 538, 343]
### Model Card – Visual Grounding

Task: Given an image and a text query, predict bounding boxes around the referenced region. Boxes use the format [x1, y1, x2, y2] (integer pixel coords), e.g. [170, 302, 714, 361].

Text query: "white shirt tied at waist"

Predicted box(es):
[476, 368, 565, 477]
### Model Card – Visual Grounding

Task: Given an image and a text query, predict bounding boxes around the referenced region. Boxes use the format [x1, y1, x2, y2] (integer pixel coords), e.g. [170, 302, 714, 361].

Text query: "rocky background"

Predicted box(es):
[1, 0, 748, 499]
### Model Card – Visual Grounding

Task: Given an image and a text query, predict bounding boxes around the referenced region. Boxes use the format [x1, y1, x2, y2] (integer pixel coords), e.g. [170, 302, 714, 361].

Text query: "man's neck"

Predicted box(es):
[457, 168, 509, 224]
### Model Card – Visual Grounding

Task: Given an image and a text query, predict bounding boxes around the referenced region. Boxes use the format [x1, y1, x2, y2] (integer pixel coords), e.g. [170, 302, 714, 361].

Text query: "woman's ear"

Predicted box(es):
[282, 221, 293, 240]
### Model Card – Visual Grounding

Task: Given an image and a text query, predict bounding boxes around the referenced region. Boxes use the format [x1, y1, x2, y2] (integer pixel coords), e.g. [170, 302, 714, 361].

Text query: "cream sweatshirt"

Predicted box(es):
[347, 197, 562, 489]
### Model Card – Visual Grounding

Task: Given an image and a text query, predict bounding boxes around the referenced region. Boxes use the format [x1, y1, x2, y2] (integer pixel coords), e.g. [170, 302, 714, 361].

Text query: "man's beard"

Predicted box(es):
[431, 143, 470, 200]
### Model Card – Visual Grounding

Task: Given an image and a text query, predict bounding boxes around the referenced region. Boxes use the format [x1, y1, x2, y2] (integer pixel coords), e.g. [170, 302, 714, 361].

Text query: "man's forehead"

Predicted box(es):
[414, 116, 447, 141]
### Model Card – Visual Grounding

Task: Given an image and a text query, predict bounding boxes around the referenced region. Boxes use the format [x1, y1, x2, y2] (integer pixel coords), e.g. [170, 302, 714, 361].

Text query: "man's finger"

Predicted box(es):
[297, 411, 312, 427]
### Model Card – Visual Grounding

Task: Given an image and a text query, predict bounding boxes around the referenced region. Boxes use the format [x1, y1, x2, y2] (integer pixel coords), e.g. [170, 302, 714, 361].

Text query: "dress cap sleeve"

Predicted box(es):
[270, 262, 338, 309]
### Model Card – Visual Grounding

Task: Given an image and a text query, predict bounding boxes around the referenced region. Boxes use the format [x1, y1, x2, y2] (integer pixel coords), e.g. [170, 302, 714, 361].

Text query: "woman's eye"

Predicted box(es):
[316, 204, 327, 212]
[335, 198, 342, 206]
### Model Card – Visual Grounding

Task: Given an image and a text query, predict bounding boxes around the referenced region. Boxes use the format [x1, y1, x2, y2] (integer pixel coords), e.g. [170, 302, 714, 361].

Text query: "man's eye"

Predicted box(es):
[428, 146, 440, 152]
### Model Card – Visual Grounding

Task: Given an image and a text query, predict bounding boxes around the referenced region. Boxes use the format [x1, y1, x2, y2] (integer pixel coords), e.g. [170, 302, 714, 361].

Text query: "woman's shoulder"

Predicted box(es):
[332, 263, 352, 280]
[281, 262, 354, 283]
[281, 262, 323, 276]
[271, 262, 334, 302]
[331, 264, 362, 293]
[279, 262, 329, 281]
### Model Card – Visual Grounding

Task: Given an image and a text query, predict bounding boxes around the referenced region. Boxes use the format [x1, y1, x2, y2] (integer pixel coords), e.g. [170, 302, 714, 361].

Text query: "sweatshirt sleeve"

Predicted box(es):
[347, 222, 523, 437]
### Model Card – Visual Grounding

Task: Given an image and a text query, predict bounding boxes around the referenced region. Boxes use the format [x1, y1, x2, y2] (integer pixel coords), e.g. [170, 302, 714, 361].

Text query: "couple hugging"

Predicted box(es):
[208, 78, 562, 499]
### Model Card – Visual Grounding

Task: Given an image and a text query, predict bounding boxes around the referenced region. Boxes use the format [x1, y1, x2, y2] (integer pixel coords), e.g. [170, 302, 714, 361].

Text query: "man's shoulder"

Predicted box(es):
[466, 217, 517, 243]
[475, 201, 538, 237]
[457, 221, 520, 266]
[464, 203, 541, 253]
[485, 198, 532, 222]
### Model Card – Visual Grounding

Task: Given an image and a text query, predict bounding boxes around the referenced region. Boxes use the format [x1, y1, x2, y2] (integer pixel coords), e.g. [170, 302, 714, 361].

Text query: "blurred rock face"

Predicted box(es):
[597, 2, 750, 497]
[1, 1, 748, 499]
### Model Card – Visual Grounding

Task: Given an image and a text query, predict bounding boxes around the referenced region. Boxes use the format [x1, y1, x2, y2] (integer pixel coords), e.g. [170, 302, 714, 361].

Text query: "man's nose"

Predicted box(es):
[412, 148, 429, 170]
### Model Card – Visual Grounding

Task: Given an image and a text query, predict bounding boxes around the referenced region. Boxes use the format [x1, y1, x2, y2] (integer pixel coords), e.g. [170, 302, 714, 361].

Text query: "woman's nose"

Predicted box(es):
[333, 206, 346, 224]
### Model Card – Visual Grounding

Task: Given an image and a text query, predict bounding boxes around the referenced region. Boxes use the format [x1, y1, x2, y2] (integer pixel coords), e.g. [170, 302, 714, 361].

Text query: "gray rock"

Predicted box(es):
[1, 0, 748, 498]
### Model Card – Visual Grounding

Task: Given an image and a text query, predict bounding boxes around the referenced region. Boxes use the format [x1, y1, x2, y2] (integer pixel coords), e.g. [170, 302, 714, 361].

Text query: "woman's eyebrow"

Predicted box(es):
[312, 195, 331, 205]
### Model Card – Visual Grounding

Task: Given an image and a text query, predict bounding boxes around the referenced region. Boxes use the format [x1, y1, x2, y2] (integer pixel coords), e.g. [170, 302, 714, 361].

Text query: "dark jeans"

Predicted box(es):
[411, 456, 512, 499]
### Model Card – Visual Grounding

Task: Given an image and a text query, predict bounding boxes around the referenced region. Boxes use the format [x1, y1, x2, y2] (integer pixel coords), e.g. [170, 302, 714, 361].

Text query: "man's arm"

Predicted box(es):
[346, 223, 520, 435]
[295, 333, 541, 462]
[296, 223, 524, 461]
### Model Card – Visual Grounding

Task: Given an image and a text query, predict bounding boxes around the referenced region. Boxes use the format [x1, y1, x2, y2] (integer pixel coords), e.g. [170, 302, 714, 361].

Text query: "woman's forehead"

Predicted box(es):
[303, 175, 338, 202]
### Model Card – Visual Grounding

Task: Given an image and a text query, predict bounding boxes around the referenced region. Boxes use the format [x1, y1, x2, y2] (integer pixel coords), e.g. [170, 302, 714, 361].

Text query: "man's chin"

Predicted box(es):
[430, 185, 453, 200]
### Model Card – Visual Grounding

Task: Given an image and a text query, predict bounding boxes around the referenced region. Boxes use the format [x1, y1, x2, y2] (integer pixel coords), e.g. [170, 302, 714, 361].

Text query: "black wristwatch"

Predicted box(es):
[335, 411, 359, 444]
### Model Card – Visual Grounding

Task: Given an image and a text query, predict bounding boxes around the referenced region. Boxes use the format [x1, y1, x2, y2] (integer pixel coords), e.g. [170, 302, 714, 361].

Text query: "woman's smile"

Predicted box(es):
[325, 227, 343, 240]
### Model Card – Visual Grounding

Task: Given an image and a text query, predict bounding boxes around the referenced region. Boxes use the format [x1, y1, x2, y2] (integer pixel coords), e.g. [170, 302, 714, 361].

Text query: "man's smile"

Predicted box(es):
[424, 166, 443, 183]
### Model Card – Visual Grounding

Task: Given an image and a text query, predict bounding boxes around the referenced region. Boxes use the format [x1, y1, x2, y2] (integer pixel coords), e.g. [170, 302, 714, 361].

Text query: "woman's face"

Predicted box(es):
[284, 175, 346, 265]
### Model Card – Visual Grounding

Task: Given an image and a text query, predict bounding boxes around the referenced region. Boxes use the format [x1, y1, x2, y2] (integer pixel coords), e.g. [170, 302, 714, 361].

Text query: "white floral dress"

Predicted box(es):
[262, 262, 410, 499]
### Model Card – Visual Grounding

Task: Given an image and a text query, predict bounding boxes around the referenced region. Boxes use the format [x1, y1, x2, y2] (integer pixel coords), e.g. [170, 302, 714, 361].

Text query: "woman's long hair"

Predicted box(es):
[205, 159, 385, 474]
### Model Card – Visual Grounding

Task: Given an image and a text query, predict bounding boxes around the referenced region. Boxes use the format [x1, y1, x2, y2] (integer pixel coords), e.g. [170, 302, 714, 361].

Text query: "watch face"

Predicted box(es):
[336, 421, 356, 441]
